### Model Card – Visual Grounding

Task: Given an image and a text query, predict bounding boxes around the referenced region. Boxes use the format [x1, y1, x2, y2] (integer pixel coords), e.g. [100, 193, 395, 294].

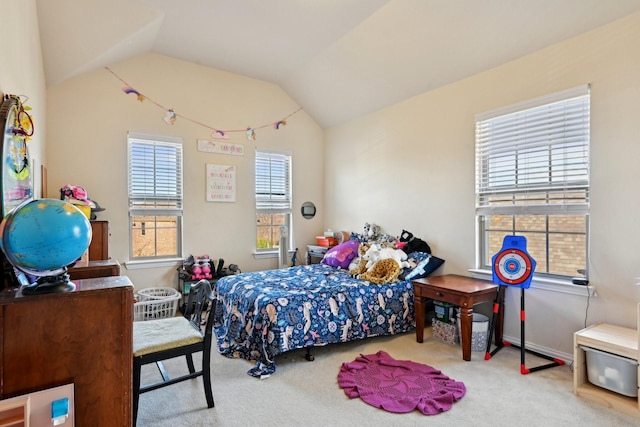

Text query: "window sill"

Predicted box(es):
[253, 250, 295, 260]
[468, 268, 595, 297]
[124, 258, 183, 270]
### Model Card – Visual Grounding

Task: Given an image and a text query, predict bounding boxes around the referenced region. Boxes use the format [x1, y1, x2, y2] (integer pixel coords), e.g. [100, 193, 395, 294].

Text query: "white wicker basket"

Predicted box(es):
[134, 287, 181, 321]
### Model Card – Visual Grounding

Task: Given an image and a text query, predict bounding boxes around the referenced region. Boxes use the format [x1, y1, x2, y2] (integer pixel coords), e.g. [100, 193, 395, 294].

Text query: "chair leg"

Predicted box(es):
[186, 353, 196, 374]
[156, 361, 170, 382]
[133, 357, 142, 427]
[203, 352, 215, 408]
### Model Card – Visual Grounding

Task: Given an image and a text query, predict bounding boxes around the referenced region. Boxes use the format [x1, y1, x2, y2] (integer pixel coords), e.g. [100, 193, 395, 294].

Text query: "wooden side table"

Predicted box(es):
[413, 274, 503, 361]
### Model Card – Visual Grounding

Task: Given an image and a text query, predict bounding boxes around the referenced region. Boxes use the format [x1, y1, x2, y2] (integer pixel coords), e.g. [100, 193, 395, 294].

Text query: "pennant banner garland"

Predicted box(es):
[105, 67, 302, 141]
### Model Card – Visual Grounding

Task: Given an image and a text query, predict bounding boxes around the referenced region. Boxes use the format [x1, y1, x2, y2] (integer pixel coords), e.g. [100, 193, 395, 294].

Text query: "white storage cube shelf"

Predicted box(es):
[573, 304, 640, 419]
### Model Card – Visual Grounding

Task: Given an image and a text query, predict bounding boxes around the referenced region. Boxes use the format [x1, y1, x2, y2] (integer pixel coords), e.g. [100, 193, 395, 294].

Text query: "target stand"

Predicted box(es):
[484, 235, 565, 374]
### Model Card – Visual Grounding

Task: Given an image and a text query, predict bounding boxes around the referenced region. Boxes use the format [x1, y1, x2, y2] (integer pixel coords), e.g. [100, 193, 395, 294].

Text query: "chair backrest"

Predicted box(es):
[183, 279, 215, 336]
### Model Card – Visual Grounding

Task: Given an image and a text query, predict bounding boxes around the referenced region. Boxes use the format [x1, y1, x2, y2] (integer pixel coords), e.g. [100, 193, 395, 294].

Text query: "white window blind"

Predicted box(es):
[475, 85, 590, 216]
[128, 133, 183, 216]
[255, 151, 292, 211]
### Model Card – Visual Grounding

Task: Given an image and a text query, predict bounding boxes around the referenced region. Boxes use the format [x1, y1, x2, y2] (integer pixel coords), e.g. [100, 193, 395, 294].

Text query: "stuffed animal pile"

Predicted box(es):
[358, 258, 401, 284]
[346, 224, 432, 284]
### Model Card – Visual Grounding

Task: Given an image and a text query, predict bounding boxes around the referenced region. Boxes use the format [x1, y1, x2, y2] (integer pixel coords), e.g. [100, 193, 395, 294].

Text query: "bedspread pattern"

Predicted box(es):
[213, 264, 415, 369]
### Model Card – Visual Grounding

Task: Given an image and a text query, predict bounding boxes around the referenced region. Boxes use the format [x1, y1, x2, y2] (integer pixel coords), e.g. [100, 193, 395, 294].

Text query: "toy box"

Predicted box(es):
[316, 236, 337, 247]
[581, 346, 638, 397]
[434, 300, 456, 323]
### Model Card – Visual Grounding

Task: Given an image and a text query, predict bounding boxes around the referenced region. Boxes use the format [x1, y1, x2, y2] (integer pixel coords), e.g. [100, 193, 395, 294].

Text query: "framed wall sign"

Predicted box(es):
[206, 164, 236, 202]
[197, 139, 244, 156]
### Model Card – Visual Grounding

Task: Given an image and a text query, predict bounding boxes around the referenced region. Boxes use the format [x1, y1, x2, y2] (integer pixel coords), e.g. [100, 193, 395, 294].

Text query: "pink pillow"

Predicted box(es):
[321, 240, 360, 269]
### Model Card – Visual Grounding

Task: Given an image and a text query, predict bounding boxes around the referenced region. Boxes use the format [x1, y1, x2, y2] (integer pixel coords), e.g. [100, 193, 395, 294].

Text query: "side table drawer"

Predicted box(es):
[414, 284, 466, 307]
[415, 285, 451, 301]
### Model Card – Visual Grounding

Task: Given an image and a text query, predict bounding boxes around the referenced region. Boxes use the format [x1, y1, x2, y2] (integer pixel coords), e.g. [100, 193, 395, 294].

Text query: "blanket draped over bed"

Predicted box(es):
[213, 263, 416, 376]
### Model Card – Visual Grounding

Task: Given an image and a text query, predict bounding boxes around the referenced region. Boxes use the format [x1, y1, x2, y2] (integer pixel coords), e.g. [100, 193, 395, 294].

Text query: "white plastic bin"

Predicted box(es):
[580, 346, 638, 397]
[456, 312, 489, 352]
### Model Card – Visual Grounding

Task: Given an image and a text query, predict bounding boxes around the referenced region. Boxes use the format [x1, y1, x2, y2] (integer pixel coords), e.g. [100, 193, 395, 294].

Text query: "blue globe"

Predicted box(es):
[0, 198, 92, 275]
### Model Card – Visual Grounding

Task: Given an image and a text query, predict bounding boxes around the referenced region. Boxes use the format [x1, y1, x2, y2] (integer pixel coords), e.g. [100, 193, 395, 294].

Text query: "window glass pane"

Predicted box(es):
[486, 230, 507, 265]
[518, 231, 548, 273]
[549, 215, 586, 233]
[273, 214, 286, 226]
[515, 215, 546, 232]
[489, 214, 513, 230]
[256, 213, 288, 249]
[549, 233, 587, 276]
[131, 215, 179, 257]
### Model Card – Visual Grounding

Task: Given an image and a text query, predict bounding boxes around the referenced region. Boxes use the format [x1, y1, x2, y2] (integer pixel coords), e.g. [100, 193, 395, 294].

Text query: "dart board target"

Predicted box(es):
[493, 249, 532, 285]
[491, 235, 536, 288]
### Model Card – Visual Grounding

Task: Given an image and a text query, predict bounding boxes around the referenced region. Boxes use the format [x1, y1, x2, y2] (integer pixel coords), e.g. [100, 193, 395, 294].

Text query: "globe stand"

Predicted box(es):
[22, 272, 75, 295]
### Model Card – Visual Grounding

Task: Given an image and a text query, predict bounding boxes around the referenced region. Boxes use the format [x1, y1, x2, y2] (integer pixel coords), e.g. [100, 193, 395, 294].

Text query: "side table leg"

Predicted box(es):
[415, 296, 425, 343]
[459, 307, 473, 361]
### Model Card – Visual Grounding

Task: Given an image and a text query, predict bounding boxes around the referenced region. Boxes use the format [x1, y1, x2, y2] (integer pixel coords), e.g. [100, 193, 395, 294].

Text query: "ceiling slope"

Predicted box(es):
[36, 0, 640, 128]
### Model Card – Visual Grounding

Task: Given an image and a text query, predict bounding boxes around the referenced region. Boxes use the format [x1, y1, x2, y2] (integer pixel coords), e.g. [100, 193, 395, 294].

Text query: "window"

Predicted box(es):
[255, 150, 292, 252]
[475, 85, 590, 279]
[128, 133, 183, 259]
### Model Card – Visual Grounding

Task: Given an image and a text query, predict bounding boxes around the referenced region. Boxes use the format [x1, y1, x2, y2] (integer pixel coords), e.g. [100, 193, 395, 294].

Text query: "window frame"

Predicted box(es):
[127, 132, 183, 262]
[473, 85, 590, 292]
[255, 150, 292, 254]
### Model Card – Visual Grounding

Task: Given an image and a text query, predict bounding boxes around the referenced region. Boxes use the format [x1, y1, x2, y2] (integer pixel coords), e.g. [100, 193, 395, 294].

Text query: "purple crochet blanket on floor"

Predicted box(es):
[337, 350, 466, 415]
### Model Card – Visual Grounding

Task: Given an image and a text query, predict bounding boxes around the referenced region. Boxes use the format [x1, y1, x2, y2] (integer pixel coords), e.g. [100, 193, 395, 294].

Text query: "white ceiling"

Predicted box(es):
[36, 0, 640, 128]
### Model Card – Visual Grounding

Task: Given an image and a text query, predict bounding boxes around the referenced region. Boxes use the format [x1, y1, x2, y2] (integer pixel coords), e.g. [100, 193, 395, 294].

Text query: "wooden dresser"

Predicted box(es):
[89, 220, 110, 260]
[0, 276, 134, 426]
[68, 259, 121, 280]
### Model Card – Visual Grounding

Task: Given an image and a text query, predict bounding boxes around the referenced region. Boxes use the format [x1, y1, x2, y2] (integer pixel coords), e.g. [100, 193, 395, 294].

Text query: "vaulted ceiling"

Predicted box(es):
[36, 0, 640, 128]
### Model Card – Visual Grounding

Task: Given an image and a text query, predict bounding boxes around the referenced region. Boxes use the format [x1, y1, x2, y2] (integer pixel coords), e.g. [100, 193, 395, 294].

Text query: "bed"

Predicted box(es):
[213, 246, 444, 377]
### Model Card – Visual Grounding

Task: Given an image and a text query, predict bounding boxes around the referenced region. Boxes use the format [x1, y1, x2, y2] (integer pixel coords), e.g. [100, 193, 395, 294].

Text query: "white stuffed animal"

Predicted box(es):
[363, 243, 411, 271]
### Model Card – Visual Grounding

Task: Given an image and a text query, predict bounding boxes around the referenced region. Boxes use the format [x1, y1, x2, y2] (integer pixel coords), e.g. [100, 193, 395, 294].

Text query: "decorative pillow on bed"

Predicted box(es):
[400, 252, 445, 281]
[321, 240, 360, 269]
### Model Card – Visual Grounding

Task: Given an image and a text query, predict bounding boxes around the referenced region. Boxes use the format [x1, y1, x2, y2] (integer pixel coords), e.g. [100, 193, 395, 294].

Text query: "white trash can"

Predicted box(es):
[456, 312, 489, 352]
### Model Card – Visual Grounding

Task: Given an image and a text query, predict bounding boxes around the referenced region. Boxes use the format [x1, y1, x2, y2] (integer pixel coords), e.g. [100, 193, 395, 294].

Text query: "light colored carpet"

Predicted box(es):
[137, 329, 638, 426]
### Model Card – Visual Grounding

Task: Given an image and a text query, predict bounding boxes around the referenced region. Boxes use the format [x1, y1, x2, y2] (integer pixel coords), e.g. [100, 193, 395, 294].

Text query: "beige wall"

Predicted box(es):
[45, 53, 324, 288]
[7, 1, 640, 359]
[324, 12, 640, 357]
[0, 0, 46, 198]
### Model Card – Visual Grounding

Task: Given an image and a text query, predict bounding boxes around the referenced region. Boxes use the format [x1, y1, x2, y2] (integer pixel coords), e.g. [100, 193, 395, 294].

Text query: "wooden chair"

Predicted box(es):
[132, 279, 215, 426]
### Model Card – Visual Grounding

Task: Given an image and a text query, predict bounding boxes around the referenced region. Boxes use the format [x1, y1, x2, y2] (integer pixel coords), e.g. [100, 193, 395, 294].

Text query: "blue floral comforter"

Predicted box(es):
[213, 263, 415, 376]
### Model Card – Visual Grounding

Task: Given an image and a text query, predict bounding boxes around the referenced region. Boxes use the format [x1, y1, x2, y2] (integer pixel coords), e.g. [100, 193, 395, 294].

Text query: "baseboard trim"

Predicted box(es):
[500, 334, 574, 364]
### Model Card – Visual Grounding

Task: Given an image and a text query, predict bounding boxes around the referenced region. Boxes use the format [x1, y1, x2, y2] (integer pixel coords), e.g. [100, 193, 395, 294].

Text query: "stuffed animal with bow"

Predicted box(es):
[398, 230, 432, 254]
